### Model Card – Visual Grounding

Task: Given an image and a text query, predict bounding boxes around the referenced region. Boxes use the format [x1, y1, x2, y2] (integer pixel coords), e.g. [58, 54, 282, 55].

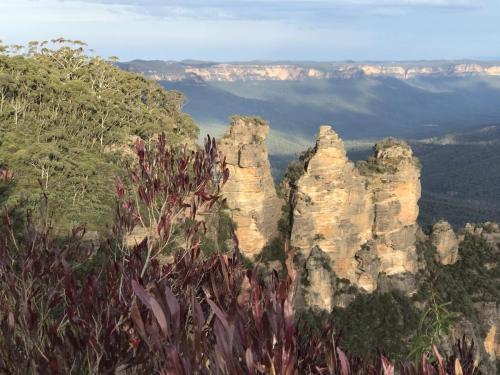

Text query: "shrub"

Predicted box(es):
[332, 291, 420, 362]
[0, 134, 483, 374]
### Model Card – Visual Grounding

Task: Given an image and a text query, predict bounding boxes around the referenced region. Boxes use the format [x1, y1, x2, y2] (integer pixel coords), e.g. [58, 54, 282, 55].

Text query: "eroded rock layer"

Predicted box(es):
[364, 138, 421, 279]
[291, 126, 421, 307]
[291, 126, 375, 292]
[218, 117, 283, 258]
[480, 303, 500, 365]
[430, 220, 460, 265]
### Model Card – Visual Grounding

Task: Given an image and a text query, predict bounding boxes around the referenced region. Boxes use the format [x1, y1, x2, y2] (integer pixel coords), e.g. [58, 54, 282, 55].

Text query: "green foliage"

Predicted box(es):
[0, 39, 197, 231]
[409, 295, 459, 363]
[416, 235, 500, 320]
[356, 156, 396, 175]
[332, 291, 420, 361]
[281, 146, 316, 190]
[257, 201, 293, 264]
[200, 208, 234, 256]
[229, 114, 267, 127]
[259, 236, 286, 263]
[412, 139, 500, 228]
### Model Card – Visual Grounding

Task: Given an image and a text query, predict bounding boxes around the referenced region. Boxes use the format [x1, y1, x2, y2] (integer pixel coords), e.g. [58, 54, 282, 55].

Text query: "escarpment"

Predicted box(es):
[218, 116, 283, 258]
[290, 126, 421, 309]
[130, 62, 500, 82]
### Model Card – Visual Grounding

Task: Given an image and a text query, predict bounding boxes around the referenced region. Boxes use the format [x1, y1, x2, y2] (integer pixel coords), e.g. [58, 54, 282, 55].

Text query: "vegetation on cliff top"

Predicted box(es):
[0, 39, 197, 231]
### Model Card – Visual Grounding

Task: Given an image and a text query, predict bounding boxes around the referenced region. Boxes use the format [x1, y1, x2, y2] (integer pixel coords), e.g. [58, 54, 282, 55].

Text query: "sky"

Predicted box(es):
[1, 0, 499, 61]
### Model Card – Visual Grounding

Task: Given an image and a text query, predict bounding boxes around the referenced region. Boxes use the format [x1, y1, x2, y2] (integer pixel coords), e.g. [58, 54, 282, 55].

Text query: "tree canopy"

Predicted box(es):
[0, 39, 198, 231]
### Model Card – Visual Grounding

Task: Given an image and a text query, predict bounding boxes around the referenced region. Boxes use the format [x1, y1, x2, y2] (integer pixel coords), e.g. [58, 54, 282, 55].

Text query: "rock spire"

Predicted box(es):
[218, 116, 283, 258]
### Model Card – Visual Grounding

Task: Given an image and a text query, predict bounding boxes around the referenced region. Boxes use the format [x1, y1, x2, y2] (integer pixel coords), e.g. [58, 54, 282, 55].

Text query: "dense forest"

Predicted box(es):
[0, 39, 197, 231]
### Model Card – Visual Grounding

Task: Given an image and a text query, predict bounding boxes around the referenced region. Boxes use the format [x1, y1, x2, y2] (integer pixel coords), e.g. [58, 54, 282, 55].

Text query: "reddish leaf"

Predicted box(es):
[337, 348, 351, 375]
[207, 298, 230, 332]
[164, 286, 180, 336]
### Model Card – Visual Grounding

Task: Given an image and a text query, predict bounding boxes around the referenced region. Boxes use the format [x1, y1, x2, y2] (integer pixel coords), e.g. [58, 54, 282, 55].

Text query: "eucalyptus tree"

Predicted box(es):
[0, 40, 197, 231]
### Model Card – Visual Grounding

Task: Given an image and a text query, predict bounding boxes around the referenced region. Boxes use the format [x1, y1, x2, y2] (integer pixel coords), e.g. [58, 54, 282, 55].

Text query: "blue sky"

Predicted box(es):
[1, 0, 499, 61]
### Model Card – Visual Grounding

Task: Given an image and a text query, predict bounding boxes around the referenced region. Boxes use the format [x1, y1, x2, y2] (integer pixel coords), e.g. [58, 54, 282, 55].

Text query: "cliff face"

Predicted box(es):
[128, 62, 500, 82]
[215, 119, 500, 370]
[430, 220, 460, 265]
[290, 126, 375, 293]
[291, 126, 421, 308]
[218, 117, 283, 258]
[479, 303, 500, 368]
[217, 122, 421, 309]
[364, 139, 421, 279]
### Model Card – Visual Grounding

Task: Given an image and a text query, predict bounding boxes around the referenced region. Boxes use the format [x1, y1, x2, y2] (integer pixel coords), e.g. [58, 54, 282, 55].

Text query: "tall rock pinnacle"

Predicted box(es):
[218, 116, 283, 258]
[364, 138, 421, 279]
[290, 126, 422, 309]
[291, 126, 374, 290]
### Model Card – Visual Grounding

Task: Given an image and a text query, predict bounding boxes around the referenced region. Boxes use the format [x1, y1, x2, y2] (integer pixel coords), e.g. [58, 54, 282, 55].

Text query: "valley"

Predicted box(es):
[119, 60, 500, 227]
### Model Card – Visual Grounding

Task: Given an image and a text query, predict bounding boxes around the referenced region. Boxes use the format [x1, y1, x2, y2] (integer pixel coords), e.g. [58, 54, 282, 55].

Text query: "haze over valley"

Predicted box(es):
[120, 60, 500, 227]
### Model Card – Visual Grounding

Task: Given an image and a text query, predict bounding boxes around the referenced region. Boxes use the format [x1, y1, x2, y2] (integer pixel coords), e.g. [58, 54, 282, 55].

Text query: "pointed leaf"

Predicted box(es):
[336, 348, 350, 375]
[164, 286, 180, 336]
[207, 298, 229, 332]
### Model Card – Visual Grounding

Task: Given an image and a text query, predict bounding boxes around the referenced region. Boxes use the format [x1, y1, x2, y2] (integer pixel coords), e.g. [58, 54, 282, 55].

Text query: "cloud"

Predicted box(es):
[2, 0, 498, 61]
[60, 0, 485, 21]
[71, 0, 480, 5]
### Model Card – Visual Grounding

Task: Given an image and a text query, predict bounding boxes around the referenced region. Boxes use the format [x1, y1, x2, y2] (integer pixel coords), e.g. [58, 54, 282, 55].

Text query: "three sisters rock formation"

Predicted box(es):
[219, 117, 423, 310]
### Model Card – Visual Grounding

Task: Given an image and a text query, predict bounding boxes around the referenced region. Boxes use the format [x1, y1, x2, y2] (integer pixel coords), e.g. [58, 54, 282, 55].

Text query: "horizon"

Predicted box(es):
[2, 0, 500, 61]
[124, 58, 500, 63]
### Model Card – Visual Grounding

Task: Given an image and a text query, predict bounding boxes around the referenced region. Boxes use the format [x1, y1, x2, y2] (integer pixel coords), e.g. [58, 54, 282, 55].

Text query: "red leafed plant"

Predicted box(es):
[0, 134, 482, 374]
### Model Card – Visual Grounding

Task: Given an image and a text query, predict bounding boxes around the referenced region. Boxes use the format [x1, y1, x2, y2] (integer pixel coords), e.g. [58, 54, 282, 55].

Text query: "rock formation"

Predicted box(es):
[290, 126, 375, 292]
[302, 246, 335, 311]
[129, 61, 500, 83]
[218, 116, 283, 258]
[480, 303, 500, 367]
[430, 220, 459, 264]
[364, 138, 421, 279]
[440, 301, 500, 374]
[291, 126, 421, 308]
[215, 119, 500, 371]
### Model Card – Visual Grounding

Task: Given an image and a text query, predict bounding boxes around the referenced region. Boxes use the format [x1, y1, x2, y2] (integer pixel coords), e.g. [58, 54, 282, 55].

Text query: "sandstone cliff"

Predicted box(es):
[363, 138, 421, 280]
[478, 303, 500, 370]
[290, 126, 375, 295]
[430, 220, 460, 265]
[290, 126, 421, 309]
[218, 116, 283, 258]
[127, 61, 500, 82]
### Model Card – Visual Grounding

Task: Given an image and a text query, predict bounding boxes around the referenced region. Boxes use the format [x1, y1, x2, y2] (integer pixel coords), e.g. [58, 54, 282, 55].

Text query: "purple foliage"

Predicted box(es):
[0, 135, 482, 374]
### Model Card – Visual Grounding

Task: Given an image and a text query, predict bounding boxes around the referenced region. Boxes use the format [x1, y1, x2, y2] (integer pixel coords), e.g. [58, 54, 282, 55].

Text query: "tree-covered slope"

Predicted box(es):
[0, 39, 197, 231]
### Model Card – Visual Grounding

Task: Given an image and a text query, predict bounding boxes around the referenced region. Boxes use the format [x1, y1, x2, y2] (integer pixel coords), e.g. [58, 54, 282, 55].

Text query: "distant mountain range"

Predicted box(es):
[118, 60, 500, 82]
